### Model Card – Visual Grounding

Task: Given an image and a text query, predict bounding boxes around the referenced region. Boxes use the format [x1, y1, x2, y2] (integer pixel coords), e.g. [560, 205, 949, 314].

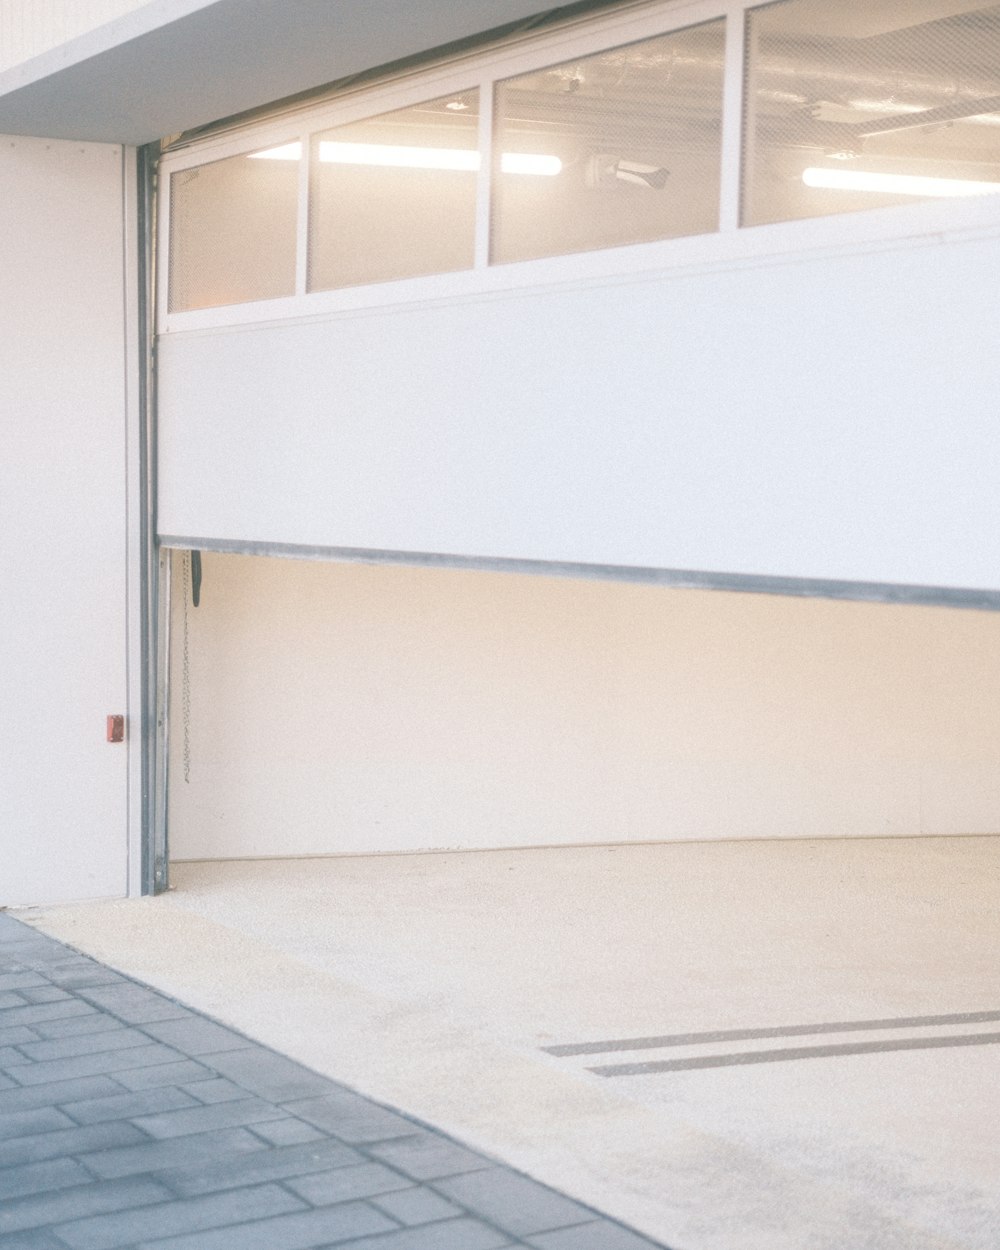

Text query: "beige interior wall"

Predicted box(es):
[167, 552, 1000, 860]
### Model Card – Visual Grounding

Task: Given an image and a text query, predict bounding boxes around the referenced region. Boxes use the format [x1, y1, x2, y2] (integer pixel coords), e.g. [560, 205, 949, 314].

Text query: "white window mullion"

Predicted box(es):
[474, 78, 494, 269]
[718, 4, 748, 233]
[295, 132, 311, 295]
[156, 166, 172, 326]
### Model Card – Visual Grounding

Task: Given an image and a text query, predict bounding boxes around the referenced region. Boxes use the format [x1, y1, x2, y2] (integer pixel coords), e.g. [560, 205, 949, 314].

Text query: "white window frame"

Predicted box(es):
[156, 0, 1000, 336]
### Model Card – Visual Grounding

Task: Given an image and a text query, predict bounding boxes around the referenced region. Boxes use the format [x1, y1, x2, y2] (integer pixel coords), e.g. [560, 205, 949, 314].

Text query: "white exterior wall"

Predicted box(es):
[158, 222, 1000, 591]
[0, 134, 137, 905]
[168, 554, 1000, 860]
[0, 0, 150, 72]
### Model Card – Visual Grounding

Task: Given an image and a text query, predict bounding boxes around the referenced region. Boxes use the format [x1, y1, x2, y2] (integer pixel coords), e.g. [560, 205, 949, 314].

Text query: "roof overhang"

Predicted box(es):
[0, 0, 614, 145]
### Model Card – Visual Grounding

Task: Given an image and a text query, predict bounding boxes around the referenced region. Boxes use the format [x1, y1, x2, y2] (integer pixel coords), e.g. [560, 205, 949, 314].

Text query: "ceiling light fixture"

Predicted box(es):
[500, 152, 562, 176]
[250, 142, 302, 160]
[322, 141, 479, 171]
[803, 166, 1000, 198]
[249, 142, 561, 176]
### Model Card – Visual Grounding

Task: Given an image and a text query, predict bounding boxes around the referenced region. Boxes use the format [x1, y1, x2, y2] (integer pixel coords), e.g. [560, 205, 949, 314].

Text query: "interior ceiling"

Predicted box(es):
[0, 0, 625, 145]
[765, 0, 998, 39]
[492, 4, 1000, 146]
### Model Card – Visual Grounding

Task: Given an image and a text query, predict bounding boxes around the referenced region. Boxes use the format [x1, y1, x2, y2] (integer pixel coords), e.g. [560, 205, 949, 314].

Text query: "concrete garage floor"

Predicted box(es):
[19, 836, 1000, 1250]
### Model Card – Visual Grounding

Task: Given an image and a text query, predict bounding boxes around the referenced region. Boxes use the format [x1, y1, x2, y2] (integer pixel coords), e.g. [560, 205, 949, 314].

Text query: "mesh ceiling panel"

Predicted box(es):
[743, 0, 1000, 225]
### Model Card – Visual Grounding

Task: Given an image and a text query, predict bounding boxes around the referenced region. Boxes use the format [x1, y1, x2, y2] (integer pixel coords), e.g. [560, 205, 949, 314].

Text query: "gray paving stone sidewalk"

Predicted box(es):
[0, 912, 670, 1250]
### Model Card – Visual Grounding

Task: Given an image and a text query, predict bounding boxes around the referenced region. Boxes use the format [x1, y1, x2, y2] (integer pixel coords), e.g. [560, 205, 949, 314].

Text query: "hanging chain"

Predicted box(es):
[180, 551, 192, 784]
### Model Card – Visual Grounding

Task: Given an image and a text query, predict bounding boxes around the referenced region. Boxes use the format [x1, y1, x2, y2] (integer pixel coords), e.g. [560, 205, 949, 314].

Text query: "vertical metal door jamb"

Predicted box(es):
[138, 141, 169, 894]
[153, 547, 171, 892]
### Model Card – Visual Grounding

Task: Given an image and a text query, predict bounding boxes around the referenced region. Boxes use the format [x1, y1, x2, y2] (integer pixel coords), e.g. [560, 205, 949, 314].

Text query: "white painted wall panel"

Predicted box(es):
[0, 0, 150, 72]
[168, 555, 1000, 859]
[0, 134, 132, 905]
[158, 230, 1000, 590]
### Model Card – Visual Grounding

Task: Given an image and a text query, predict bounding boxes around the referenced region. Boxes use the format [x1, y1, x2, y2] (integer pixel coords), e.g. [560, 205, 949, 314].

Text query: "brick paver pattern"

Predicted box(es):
[0, 913, 669, 1250]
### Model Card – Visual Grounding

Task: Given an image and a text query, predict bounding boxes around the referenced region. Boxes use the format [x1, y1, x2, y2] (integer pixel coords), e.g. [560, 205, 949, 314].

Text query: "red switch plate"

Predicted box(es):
[107, 715, 125, 743]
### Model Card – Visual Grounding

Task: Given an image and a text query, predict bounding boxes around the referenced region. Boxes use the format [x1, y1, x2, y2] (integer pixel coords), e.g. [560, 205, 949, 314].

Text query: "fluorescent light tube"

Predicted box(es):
[249, 142, 302, 160]
[499, 152, 562, 176]
[803, 166, 1000, 197]
[320, 141, 478, 170]
[249, 142, 561, 176]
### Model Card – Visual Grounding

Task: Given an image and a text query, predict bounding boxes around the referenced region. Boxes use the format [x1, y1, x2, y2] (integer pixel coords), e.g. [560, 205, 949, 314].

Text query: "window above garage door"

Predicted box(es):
[159, 0, 1000, 331]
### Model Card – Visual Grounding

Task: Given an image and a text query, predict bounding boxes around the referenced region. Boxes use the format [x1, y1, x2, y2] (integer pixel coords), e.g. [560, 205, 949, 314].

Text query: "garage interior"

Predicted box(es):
[165, 551, 1000, 861]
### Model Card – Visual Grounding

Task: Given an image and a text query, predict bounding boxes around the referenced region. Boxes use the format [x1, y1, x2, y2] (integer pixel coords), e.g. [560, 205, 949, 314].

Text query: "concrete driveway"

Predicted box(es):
[19, 835, 1000, 1250]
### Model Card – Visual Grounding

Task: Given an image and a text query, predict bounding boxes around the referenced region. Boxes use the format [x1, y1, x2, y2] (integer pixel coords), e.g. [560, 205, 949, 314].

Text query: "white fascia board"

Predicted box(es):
[0, 0, 221, 95]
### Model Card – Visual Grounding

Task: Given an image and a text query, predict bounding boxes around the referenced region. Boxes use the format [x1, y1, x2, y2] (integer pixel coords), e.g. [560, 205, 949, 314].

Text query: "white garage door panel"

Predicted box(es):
[0, 135, 131, 905]
[157, 232, 1000, 591]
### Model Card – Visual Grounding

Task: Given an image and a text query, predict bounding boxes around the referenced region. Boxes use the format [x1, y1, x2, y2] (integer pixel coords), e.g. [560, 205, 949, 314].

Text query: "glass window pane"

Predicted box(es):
[309, 90, 479, 291]
[491, 21, 726, 265]
[169, 147, 298, 312]
[743, 0, 1000, 226]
